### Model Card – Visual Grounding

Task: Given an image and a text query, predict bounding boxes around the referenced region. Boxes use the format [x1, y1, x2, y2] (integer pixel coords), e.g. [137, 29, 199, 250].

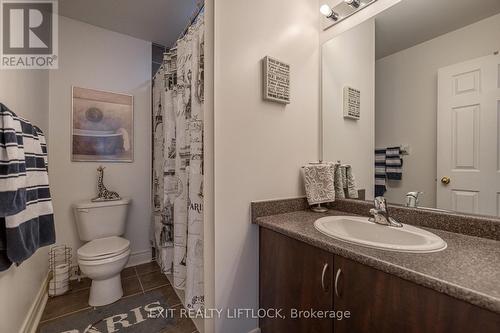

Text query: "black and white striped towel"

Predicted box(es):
[374, 149, 386, 197]
[386, 146, 403, 180]
[0, 103, 55, 271]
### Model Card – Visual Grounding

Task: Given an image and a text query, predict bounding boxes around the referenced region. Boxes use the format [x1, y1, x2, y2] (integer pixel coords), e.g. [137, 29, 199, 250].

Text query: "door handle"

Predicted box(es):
[334, 268, 343, 298]
[441, 176, 451, 185]
[321, 263, 329, 292]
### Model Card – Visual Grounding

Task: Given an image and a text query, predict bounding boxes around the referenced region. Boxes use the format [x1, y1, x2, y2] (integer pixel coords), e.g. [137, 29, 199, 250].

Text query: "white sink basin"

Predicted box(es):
[314, 216, 447, 253]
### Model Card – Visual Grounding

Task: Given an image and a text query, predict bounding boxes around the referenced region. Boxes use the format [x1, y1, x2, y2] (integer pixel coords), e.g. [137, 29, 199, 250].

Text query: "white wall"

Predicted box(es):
[213, 0, 320, 331]
[0, 70, 50, 333]
[49, 17, 152, 266]
[322, 19, 375, 199]
[375, 13, 500, 207]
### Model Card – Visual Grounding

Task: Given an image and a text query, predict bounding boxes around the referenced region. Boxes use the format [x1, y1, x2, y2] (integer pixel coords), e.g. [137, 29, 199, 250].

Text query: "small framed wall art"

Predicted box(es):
[71, 86, 134, 162]
[343, 86, 360, 120]
[262, 56, 290, 104]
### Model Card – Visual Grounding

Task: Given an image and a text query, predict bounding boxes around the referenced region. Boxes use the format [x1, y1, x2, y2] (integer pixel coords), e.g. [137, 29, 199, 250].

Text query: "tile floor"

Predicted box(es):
[37, 261, 198, 333]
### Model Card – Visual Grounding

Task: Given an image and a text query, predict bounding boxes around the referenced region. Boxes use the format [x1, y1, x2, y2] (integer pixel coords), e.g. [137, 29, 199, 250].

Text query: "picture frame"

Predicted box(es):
[262, 56, 291, 104]
[71, 86, 134, 162]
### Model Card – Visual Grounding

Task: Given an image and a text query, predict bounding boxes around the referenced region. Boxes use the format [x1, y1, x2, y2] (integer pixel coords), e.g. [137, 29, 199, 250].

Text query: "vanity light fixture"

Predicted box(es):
[345, 0, 361, 8]
[321, 0, 377, 29]
[320, 4, 339, 21]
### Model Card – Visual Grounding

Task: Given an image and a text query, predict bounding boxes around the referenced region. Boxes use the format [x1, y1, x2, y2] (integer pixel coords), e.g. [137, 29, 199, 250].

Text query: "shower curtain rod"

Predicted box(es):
[177, 3, 205, 42]
[152, 3, 205, 80]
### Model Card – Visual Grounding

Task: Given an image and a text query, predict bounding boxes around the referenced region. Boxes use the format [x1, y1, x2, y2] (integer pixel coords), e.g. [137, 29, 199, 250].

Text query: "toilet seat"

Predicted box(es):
[78, 248, 130, 266]
[78, 236, 130, 261]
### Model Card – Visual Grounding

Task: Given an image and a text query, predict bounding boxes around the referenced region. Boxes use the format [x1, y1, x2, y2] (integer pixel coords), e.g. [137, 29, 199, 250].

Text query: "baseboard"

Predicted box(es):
[248, 328, 261, 333]
[20, 273, 49, 333]
[126, 249, 152, 267]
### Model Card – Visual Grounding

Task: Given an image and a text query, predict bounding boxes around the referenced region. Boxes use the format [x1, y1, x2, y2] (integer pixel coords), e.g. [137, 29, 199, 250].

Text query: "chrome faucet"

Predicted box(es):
[369, 197, 403, 228]
[406, 191, 423, 208]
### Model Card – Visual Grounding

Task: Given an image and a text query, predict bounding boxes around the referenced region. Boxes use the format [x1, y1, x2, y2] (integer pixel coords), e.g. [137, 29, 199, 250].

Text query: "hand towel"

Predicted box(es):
[375, 149, 387, 197]
[386, 146, 403, 180]
[333, 163, 345, 199]
[345, 166, 359, 199]
[340, 166, 348, 189]
[302, 163, 336, 205]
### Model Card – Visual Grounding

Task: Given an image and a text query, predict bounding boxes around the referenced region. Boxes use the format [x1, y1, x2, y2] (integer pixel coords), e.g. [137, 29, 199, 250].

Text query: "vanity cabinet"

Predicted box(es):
[260, 227, 333, 333]
[260, 228, 500, 333]
[332, 255, 499, 332]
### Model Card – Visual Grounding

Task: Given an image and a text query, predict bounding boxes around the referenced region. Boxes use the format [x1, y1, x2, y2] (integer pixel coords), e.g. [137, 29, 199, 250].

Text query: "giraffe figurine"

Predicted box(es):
[91, 166, 121, 202]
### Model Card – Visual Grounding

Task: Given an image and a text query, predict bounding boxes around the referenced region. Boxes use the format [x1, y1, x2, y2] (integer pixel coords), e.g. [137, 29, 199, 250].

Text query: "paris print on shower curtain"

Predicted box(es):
[152, 13, 204, 311]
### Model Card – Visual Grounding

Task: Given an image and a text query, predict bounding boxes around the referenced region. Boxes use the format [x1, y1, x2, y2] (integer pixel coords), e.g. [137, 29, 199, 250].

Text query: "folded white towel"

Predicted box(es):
[302, 163, 336, 205]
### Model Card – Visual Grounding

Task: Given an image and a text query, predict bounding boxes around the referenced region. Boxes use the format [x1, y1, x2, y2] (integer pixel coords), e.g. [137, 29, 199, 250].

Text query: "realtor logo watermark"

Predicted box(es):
[1, 0, 58, 69]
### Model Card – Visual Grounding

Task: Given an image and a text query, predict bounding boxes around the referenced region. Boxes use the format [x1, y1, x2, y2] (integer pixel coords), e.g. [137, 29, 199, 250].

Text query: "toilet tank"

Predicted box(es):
[73, 198, 131, 242]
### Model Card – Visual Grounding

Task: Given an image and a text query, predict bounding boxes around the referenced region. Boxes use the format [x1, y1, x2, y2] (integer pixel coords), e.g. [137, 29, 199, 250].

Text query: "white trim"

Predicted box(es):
[125, 249, 152, 267]
[20, 273, 49, 333]
[248, 329, 261, 333]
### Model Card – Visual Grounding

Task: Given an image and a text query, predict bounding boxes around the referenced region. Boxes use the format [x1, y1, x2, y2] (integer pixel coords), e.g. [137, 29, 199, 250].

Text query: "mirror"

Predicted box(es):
[321, 0, 500, 217]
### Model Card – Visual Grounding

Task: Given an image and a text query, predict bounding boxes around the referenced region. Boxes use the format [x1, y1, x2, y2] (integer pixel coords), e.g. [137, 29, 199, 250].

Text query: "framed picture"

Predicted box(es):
[262, 56, 290, 104]
[71, 86, 133, 162]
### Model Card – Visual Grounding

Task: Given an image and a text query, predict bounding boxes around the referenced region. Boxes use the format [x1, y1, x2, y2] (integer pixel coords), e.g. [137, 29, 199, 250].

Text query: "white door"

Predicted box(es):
[437, 53, 500, 216]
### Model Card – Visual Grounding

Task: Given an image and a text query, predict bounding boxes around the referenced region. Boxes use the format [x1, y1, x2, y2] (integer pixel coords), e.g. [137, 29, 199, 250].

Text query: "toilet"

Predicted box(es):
[73, 198, 131, 306]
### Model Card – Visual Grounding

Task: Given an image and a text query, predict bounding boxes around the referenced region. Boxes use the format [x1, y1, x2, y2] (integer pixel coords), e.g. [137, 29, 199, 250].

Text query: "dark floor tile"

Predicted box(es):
[121, 266, 137, 279]
[122, 276, 142, 297]
[152, 285, 182, 307]
[135, 261, 160, 275]
[41, 288, 90, 322]
[160, 304, 197, 333]
[140, 270, 170, 291]
[37, 309, 94, 333]
[68, 278, 91, 293]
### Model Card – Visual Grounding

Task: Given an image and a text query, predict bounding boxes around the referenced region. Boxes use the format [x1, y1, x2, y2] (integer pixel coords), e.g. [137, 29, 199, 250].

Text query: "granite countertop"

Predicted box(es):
[256, 209, 500, 314]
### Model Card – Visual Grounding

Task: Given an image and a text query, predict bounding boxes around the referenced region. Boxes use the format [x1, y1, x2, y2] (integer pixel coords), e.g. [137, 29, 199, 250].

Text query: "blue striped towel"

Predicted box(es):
[386, 146, 403, 180]
[0, 103, 55, 271]
[374, 149, 386, 197]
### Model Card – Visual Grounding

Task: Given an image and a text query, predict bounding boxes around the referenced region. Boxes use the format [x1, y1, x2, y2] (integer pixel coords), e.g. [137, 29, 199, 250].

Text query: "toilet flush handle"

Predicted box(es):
[77, 208, 90, 213]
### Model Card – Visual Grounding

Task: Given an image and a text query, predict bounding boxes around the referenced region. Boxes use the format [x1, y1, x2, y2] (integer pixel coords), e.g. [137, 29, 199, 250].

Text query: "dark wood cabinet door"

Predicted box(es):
[333, 255, 500, 333]
[260, 228, 334, 333]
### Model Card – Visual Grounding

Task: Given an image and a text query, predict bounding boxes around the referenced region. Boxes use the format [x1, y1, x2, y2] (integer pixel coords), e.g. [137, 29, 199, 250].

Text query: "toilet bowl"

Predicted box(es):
[73, 198, 131, 306]
[77, 236, 131, 306]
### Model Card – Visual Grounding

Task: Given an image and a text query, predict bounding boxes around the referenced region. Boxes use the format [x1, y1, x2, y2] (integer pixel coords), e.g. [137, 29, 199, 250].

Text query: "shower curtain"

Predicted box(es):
[152, 14, 204, 311]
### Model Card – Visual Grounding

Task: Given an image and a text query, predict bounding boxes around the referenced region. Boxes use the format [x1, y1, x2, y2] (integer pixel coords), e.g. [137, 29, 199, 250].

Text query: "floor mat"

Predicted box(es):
[38, 290, 175, 333]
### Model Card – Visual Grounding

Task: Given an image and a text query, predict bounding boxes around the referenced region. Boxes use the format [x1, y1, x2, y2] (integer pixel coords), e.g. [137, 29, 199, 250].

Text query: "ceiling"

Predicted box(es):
[375, 0, 500, 59]
[58, 0, 200, 48]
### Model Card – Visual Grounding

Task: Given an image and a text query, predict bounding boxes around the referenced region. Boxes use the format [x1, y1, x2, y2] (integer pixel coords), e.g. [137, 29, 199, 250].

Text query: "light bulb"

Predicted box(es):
[320, 4, 333, 17]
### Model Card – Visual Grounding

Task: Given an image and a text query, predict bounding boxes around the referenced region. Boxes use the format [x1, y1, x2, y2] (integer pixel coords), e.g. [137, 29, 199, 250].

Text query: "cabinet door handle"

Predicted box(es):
[334, 268, 342, 298]
[321, 263, 329, 292]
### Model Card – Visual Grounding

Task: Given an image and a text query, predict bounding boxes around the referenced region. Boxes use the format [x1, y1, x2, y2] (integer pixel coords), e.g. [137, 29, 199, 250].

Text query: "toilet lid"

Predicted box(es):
[78, 236, 130, 261]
